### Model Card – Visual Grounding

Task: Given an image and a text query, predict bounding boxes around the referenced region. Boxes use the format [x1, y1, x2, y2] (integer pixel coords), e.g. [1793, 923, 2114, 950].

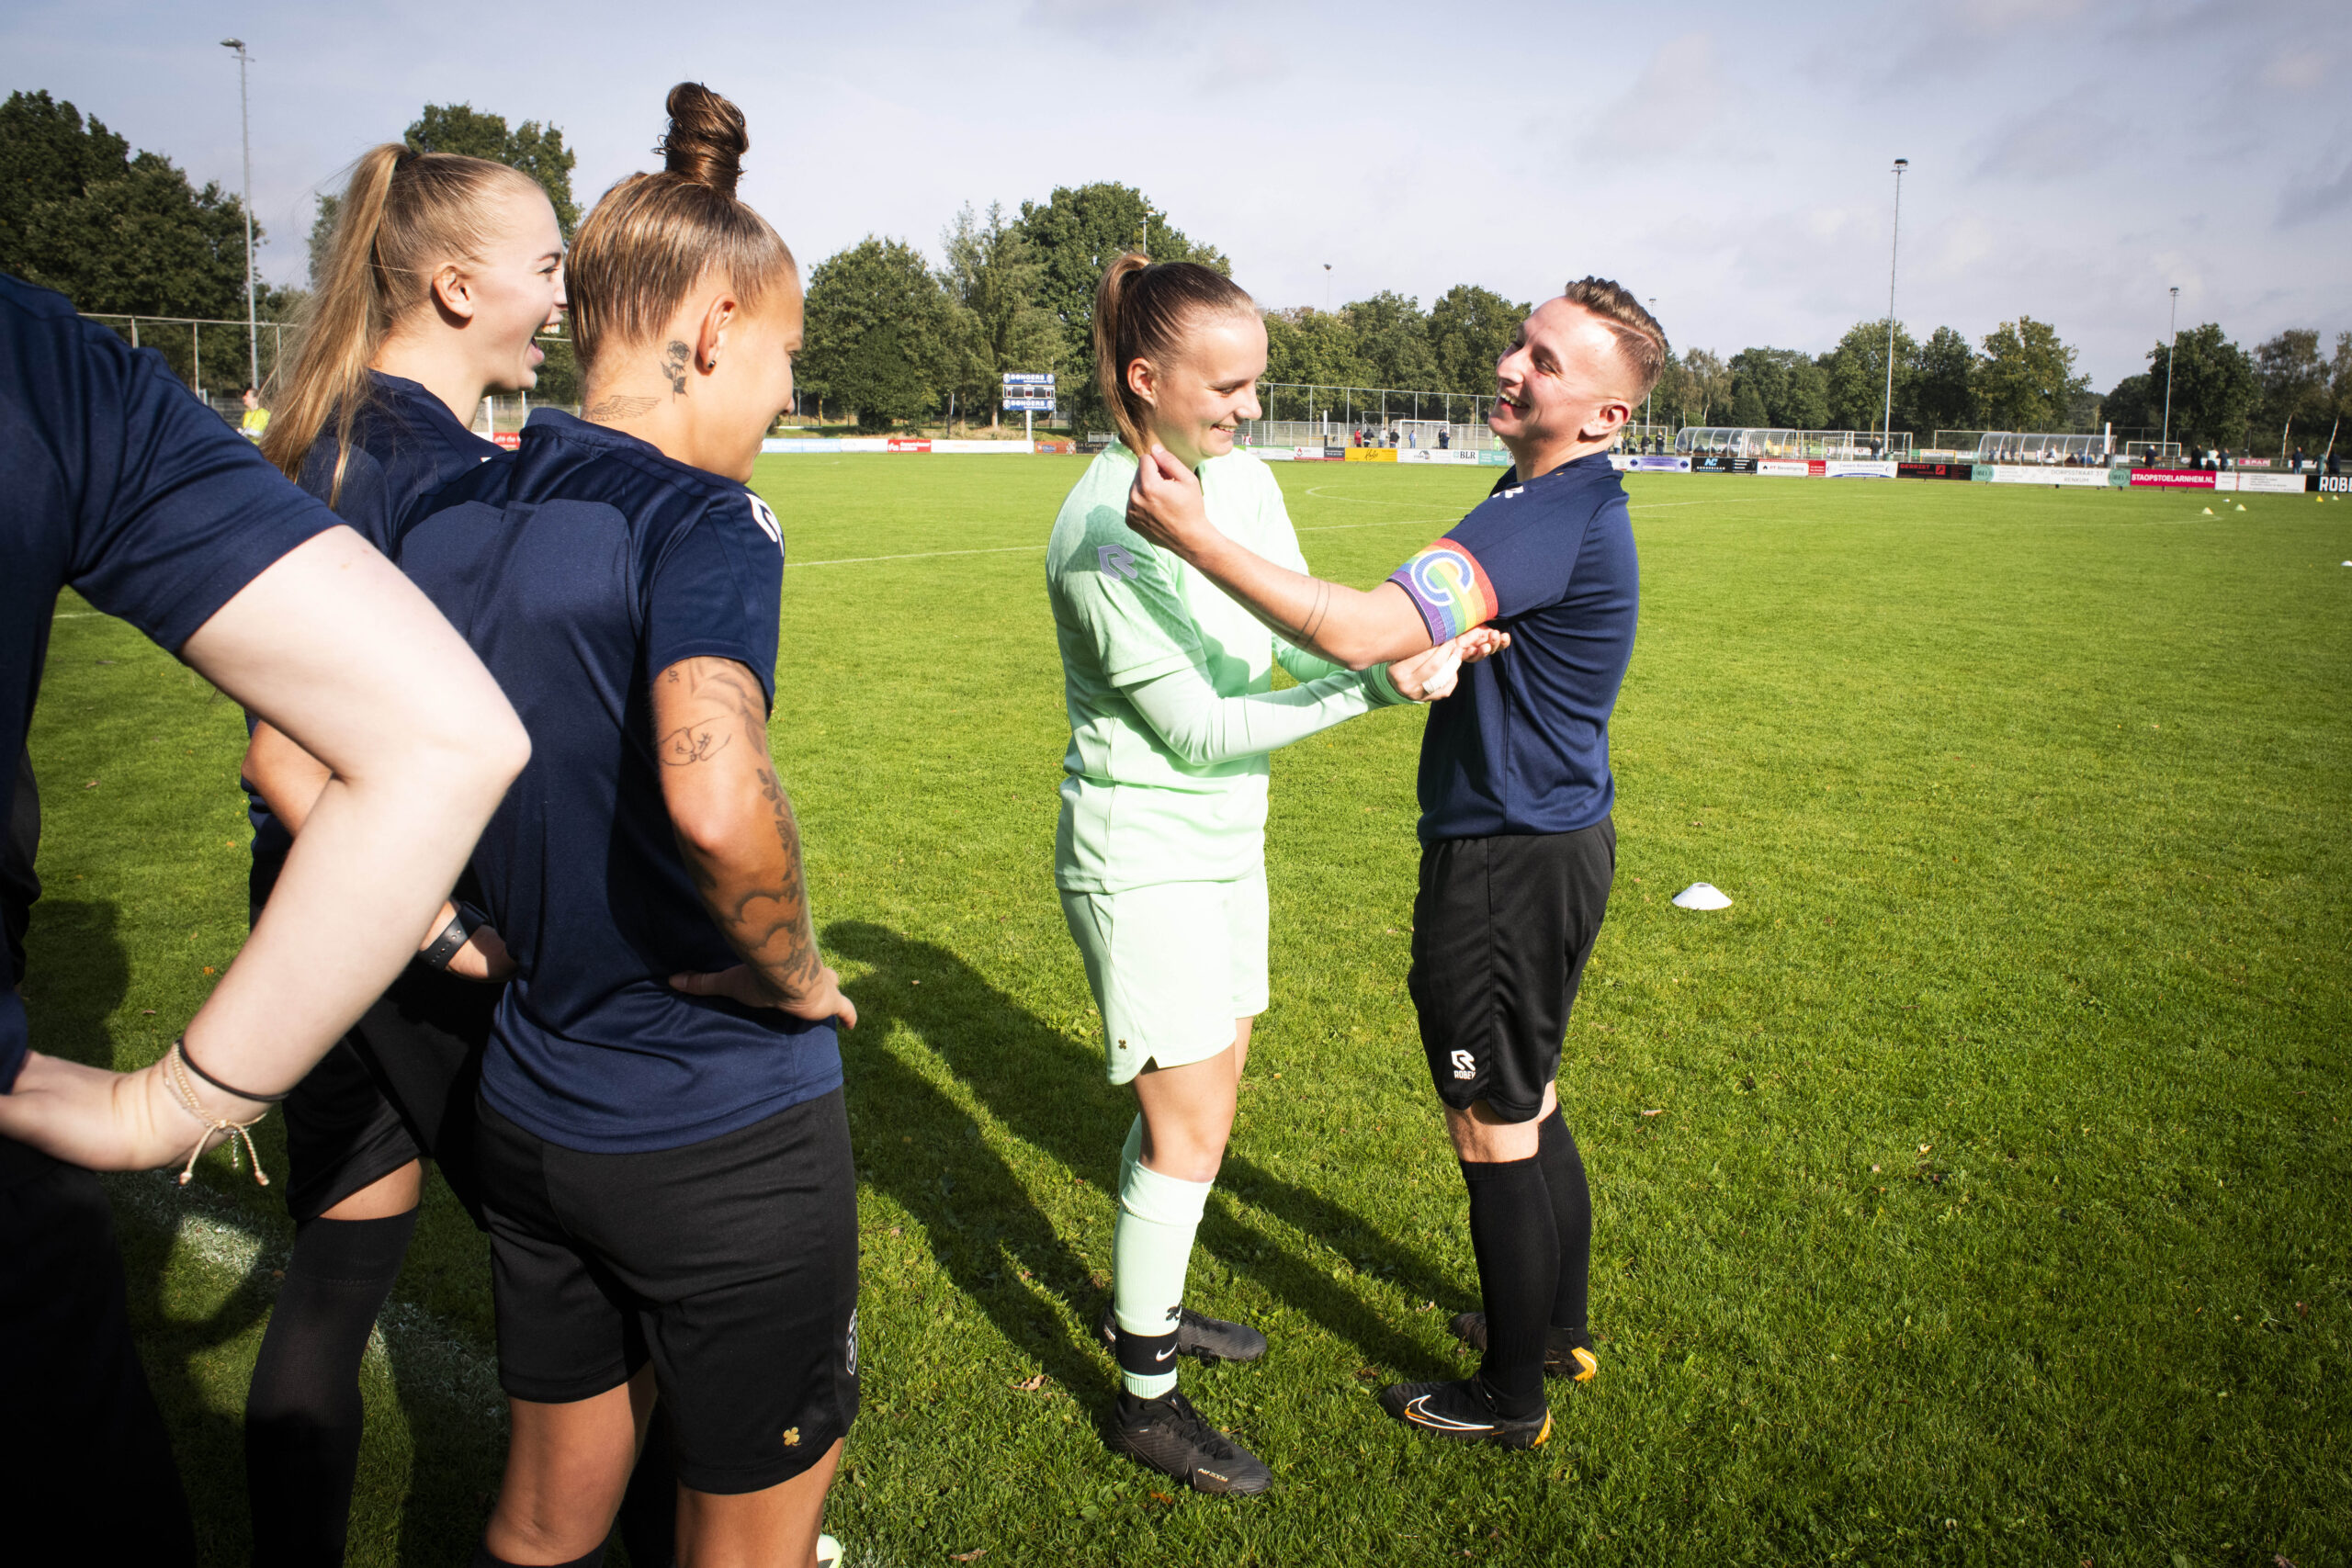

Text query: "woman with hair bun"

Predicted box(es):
[236, 141, 574, 1568]
[393, 84, 852, 1568]
[1044, 254, 1501, 1494]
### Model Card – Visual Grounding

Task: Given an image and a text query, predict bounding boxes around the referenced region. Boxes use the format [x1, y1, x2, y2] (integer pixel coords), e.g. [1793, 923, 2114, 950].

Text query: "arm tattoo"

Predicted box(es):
[662, 341, 691, 397]
[657, 722, 729, 765]
[585, 393, 659, 423]
[1298, 580, 1332, 644]
[656, 659, 822, 992]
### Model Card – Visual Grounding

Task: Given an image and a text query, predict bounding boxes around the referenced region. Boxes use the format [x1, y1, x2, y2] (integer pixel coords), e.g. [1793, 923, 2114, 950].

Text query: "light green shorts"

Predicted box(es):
[1057, 869, 1270, 1085]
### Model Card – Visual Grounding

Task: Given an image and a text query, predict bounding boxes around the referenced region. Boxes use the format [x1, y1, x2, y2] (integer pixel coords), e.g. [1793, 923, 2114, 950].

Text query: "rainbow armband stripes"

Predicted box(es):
[1387, 539, 1498, 642]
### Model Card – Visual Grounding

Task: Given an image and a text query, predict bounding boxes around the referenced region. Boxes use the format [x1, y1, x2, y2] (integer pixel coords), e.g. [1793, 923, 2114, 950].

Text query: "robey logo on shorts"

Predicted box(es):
[1450, 1049, 1476, 1081]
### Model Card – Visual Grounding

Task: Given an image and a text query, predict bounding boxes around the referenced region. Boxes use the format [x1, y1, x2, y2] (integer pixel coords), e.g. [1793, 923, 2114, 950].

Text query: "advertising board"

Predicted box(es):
[2212, 471, 2307, 494]
[492, 431, 521, 450]
[1343, 447, 1398, 462]
[1897, 461, 1971, 480]
[2128, 468, 2216, 489]
[1001, 372, 1056, 387]
[1987, 465, 2110, 487]
[2318, 473, 2352, 494]
[1691, 455, 1756, 474]
[1001, 397, 1056, 412]
[1610, 454, 1691, 472]
[1756, 458, 1817, 477]
[1825, 460, 1897, 479]
[1397, 448, 1485, 465]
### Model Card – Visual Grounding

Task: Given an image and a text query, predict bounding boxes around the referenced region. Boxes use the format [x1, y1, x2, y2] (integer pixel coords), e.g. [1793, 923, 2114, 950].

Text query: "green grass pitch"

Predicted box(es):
[22, 462, 2350, 1565]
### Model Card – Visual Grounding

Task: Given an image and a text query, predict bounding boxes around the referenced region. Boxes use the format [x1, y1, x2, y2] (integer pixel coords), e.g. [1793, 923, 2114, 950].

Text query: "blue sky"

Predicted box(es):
[6, 0, 2343, 388]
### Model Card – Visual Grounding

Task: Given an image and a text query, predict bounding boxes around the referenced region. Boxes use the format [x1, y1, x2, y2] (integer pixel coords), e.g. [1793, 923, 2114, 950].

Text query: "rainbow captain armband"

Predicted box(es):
[1387, 538, 1498, 642]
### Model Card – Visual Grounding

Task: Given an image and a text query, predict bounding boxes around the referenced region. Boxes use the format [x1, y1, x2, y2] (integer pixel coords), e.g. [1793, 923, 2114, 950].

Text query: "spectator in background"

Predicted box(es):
[240, 386, 270, 443]
[2290, 446, 2305, 471]
[1439, 427, 1451, 450]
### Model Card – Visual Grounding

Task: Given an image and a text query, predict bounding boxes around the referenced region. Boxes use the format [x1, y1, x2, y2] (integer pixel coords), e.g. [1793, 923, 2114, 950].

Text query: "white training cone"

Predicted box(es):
[1672, 882, 1733, 910]
[2235, 503, 2247, 512]
[2201, 506, 2214, 515]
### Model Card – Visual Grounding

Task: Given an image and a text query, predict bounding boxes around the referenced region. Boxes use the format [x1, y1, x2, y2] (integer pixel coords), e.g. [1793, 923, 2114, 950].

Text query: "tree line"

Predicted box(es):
[1666, 316, 2352, 454]
[6, 86, 2346, 456]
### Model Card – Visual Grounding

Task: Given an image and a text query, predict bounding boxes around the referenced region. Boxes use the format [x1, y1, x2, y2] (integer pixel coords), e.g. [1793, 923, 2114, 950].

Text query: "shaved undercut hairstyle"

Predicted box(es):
[1561, 277, 1668, 400]
[568, 82, 798, 377]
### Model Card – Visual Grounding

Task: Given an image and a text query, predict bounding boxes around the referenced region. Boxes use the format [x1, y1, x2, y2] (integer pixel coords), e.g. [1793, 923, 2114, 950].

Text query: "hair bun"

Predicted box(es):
[657, 82, 749, 197]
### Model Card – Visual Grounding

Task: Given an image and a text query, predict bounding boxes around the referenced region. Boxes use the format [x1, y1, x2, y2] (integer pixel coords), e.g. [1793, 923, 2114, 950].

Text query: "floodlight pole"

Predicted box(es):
[2160, 286, 2179, 456]
[222, 39, 257, 391]
[1645, 297, 1657, 438]
[1882, 158, 1907, 452]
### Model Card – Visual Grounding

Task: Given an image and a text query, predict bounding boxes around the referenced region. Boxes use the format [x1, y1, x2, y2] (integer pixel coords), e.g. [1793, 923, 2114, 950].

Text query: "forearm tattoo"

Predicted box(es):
[1296, 580, 1332, 644]
[657, 660, 821, 993]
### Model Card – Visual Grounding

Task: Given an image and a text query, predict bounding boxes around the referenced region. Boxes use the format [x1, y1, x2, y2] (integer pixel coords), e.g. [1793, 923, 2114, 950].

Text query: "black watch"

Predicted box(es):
[419, 902, 485, 971]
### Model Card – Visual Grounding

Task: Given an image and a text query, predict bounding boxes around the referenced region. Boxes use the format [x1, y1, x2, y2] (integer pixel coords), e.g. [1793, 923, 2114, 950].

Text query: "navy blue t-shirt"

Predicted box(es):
[0, 274, 334, 1086]
[398, 410, 834, 1153]
[1386, 453, 1639, 842]
[245, 372, 501, 907]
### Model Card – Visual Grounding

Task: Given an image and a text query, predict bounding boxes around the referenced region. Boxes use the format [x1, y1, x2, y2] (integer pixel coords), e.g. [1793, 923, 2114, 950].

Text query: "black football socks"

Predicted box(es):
[1459, 1153, 1557, 1418]
[245, 1208, 419, 1568]
[1534, 1109, 1594, 1351]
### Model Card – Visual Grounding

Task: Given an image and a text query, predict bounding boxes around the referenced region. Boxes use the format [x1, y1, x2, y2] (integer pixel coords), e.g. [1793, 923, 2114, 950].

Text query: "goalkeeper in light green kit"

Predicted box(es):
[1047, 253, 1503, 1495]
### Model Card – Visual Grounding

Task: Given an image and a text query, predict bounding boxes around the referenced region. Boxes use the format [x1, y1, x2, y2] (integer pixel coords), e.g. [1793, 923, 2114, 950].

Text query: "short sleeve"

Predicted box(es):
[66, 324, 337, 651]
[297, 440, 393, 550]
[644, 491, 784, 707]
[1385, 495, 1585, 641]
[1060, 502, 1203, 688]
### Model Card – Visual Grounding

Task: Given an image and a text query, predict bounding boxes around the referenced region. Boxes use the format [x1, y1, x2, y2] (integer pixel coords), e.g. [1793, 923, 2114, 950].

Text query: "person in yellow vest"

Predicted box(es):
[239, 385, 270, 442]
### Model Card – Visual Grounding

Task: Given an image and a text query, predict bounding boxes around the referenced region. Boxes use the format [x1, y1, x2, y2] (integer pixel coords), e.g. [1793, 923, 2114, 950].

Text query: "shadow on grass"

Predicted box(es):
[25, 897, 269, 1559]
[826, 920, 1461, 1395]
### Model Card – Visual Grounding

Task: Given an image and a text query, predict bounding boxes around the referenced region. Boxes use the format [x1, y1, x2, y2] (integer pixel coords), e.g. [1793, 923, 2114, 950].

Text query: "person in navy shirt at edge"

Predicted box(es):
[0, 272, 526, 1562]
[1122, 279, 1657, 1453]
[395, 85, 857, 1568]
[232, 142, 662, 1568]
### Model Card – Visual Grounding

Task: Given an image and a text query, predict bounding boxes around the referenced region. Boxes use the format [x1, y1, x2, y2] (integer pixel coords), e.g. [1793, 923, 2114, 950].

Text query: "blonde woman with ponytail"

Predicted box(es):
[392, 85, 851, 1568]
[1044, 254, 1501, 1494]
[232, 144, 583, 1568]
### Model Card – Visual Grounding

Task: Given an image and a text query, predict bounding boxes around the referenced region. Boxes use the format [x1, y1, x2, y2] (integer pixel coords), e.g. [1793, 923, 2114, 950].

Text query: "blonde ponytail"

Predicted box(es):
[263, 144, 538, 503]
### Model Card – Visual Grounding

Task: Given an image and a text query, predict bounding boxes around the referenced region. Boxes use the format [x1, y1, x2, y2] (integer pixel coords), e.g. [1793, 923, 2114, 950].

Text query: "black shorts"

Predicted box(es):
[0, 1140, 196, 1559]
[280, 959, 494, 1225]
[478, 1089, 859, 1495]
[1408, 818, 1616, 1122]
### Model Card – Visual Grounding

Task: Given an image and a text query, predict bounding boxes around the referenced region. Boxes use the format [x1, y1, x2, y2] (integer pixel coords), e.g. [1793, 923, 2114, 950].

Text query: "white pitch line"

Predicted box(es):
[795, 542, 1046, 567]
[791, 499, 1719, 569]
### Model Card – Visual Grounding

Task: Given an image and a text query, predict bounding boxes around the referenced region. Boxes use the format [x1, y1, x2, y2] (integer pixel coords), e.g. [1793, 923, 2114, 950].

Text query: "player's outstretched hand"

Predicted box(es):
[671, 963, 859, 1030]
[1125, 446, 1215, 559]
[1455, 626, 1511, 663]
[1385, 637, 1468, 703]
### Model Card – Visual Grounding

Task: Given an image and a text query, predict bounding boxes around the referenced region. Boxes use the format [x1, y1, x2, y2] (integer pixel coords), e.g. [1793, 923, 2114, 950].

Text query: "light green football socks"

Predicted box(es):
[1111, 1115, 1214, 1399]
